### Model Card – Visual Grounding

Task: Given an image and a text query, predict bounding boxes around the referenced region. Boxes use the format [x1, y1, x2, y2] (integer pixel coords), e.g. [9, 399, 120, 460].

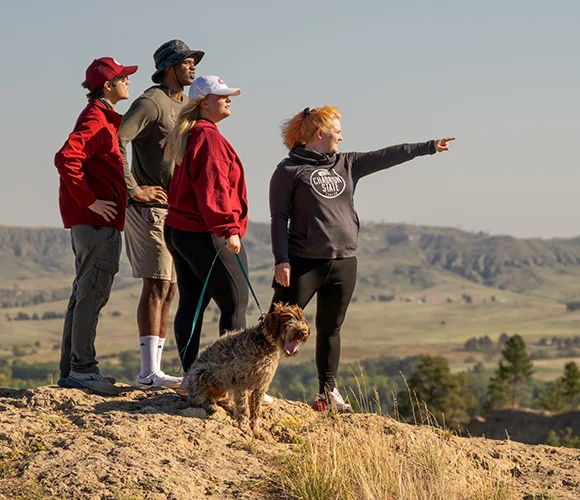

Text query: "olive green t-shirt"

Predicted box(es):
[118, 86, 188, 205]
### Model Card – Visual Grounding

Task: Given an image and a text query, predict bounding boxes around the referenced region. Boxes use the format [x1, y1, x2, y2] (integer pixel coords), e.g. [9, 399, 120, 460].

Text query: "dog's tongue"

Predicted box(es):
[284, 340, 300, 356]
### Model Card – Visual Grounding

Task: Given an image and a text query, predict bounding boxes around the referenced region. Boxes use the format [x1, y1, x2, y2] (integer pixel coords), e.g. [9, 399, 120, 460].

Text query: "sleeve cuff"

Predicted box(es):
[428, 140, 436, 154]
[222, 229, 239, 239]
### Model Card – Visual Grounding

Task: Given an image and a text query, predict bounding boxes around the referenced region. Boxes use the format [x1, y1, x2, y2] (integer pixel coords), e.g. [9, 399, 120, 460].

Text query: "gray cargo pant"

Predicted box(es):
[59, 224, 121, 377]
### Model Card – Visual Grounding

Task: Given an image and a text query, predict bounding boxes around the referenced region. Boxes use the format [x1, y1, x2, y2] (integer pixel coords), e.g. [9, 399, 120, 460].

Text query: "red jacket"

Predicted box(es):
[54, 98, 127, 230]
[166, 119, 248, 239]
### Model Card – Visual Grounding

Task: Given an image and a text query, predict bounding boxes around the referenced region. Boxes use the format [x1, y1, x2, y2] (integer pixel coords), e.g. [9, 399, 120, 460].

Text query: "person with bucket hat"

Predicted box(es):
[163, 76, 249, 397]
[118, 40, 205, 390]
[54, 57, 138, 396]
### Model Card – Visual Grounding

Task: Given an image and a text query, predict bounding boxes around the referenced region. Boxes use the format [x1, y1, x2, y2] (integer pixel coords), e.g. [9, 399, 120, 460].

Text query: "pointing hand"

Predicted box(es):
[435, 137, 456, 152]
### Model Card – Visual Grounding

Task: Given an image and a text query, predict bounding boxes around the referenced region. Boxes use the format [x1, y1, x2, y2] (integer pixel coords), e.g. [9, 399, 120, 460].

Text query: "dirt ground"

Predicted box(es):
[1, 385, 579, 499]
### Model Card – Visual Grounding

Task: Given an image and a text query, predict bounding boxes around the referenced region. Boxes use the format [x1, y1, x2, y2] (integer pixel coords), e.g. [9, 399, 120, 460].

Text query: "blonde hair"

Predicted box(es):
[163, 97, 206, 164]
[280, 105, 341, 150]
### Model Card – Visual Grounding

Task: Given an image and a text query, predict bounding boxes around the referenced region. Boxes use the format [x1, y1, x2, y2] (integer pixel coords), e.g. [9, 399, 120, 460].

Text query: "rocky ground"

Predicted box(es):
[1, 385, 579, 499]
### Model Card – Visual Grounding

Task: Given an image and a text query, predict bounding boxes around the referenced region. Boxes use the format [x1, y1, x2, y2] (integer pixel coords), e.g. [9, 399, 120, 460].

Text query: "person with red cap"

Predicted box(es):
[54, 57, 137, 396]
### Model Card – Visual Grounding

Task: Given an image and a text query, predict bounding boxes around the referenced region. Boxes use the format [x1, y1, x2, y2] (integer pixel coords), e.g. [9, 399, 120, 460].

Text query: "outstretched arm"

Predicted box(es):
[347, 137, 456, 183]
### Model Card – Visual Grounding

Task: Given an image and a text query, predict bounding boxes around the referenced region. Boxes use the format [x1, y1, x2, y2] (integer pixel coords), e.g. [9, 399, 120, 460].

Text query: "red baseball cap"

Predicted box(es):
[85, 57, 138, 89]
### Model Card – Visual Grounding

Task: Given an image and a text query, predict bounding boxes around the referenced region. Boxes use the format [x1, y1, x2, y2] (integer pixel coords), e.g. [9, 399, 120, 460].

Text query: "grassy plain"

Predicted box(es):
[2, 268, 580, 381]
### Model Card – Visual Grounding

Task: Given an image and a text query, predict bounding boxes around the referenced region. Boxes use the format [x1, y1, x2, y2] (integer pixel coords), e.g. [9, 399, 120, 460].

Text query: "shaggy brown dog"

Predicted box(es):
[187, 302, 310, 436]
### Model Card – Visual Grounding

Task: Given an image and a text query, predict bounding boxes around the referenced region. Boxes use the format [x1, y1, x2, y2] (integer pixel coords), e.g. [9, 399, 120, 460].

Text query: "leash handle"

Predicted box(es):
[236, 253, 264, 318]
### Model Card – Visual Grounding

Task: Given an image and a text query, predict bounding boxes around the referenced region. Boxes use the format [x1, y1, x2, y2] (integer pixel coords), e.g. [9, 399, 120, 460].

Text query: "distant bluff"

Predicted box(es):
[3, 222, 580, 296]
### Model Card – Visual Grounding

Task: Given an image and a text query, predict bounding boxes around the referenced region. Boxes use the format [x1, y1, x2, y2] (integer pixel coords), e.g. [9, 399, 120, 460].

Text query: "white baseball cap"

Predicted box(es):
[188, 75, 241, 102]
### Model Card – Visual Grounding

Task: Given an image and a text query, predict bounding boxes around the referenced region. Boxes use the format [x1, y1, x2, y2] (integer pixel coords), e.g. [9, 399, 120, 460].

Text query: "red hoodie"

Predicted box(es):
[166, 119, 248, 239]
[54, 98, 127, 230]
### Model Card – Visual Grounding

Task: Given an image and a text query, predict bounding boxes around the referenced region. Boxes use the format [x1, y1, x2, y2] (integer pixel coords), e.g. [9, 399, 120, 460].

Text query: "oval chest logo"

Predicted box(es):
[309, 169, 346, 199]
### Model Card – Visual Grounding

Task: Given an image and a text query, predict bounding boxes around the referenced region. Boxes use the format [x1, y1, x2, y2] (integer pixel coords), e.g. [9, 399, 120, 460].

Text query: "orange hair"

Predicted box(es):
[281, 105, 341, 150]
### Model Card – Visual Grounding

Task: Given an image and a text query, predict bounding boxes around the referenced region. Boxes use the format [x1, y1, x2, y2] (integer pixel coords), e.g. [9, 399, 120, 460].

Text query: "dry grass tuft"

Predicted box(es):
[281, 413, 516, 500]
[281, 381, 516, 500]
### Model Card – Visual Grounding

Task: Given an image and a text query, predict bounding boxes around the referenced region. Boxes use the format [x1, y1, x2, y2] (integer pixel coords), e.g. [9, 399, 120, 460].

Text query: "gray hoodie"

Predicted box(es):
[269, 141, 436, 264]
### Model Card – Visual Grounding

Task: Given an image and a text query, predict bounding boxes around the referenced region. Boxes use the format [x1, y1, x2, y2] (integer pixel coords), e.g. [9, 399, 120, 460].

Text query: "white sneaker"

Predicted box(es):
[311, 387, 353, 413]
[135, 370, 182, 389]
[263, 393, 274, 404]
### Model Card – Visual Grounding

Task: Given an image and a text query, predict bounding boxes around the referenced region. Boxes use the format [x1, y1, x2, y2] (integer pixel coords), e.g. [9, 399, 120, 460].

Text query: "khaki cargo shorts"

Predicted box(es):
[124, 206, 176, 282]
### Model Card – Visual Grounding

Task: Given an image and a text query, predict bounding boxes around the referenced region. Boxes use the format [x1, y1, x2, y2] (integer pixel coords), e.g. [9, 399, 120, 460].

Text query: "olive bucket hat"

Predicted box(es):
[151, 39, 204, 84]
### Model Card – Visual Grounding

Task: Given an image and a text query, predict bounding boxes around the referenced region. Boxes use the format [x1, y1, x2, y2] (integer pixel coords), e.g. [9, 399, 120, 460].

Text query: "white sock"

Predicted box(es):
[156, 337, 166, 373]
[139, 336, 158, 379]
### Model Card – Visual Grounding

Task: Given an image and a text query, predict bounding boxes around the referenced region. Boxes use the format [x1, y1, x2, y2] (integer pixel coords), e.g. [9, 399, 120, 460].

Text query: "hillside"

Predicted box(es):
[3, 222, 580, 304]
[0, 226, 72, 280]
[1, 385, 580, 499]
[0, 223, 273, 282]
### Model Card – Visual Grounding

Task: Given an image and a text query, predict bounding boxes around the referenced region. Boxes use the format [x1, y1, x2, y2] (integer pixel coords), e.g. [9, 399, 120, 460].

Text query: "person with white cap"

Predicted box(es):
[118, 40, 204, 390]
[54, 57, 138, 396]
[163, 76, 249, 396]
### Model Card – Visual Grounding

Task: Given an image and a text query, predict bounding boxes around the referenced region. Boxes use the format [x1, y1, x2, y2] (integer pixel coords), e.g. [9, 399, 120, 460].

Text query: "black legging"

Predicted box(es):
[164, 225, 249, 372]
[270, 256, 357, 393]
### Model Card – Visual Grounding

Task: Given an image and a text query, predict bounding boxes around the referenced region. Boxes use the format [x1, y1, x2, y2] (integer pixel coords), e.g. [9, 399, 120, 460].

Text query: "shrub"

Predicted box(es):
[11, 360, 58, 381]
[41, 311, 65, 320]
[546, 428, 580, 449]
[12, 345, 28, 357]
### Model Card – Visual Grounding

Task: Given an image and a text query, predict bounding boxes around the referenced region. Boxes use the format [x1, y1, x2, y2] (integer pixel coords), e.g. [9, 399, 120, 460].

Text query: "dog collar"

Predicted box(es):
[259, 322, 277, 347]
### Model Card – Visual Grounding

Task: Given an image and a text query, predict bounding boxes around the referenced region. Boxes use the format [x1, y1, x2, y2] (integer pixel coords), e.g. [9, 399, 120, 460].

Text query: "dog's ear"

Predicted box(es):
[264, 302, 286, 341]
[264, 306, 280, 340]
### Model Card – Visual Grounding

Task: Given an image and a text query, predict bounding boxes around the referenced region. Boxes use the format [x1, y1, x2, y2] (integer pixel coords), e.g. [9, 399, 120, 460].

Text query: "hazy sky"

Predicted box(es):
[1, 0, 579, 238]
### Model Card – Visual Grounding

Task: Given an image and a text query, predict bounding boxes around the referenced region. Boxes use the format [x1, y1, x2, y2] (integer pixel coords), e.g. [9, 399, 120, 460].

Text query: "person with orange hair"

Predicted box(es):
[269, 105, 455, 412]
